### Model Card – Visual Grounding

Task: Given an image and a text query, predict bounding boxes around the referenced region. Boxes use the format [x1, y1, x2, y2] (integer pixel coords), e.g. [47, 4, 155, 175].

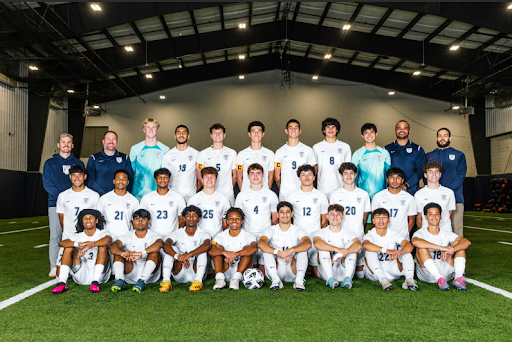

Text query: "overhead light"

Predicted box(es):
[312, 75, 318, 80]
[413, 70, 421, 76]
[452, 105, 460, 110]
[324, 54, 332, 59]
[91, 3, 101, 11]
[178, 59, 183, 68]
[508, 4, 512, 9]
[388, 91, 395, 95]
[93, 105, 100, 109]
[67, 89, 74, 93]
[239, 54, 245, 60]
[239, 75, 245, 79]
[145, 74, 152, 78]
[450, 45, 459, 51]
[29, 65, 38, 71]
[125, 46, 133, 52]
[159, 95, 165, 99]
[239, 23, 246, 29]
[343, 24, 351, 30]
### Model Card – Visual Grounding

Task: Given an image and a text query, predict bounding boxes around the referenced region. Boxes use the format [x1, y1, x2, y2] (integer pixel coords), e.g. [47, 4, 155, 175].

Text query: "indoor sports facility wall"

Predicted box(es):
[84, 70, 477, 178]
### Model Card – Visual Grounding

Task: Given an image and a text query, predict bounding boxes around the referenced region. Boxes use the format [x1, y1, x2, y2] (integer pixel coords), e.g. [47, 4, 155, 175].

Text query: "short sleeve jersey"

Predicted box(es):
[212, 229, 256, 252]
[197, 146, 237, 199]
[371, 189, 417, 240]
[69, 229, 109, 266]
[161, 146, 199, 200]
[235, 187, 279, 237]
[314, 226, 358, 249]
[351, 146, 391, 200]
[313, 140, 352, 195]
[168, 228, 211, 255]
[412, 228, 459, 264]
[56, 187, 100, 239]
[329, 187, 371, 240]
[140, 190, 186, 239]
[118, 229, 161, 263]
[262, 224, 307, 251]
[414, 185, 456, 233]
[274, 142, 316, 196]
[97, 190, 140, 242]
[364, 228, 405, 251]
[187, 190, 230, 238]
[286, 188, 329, 235]
[235, 147, 275, 191]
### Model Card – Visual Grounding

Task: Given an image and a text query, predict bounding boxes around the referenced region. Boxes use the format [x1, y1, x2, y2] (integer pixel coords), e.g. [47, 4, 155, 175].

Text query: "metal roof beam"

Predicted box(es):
[371, 8, 393, 34]
[397, 13, 423, 39]
[318, 3, 332, 26]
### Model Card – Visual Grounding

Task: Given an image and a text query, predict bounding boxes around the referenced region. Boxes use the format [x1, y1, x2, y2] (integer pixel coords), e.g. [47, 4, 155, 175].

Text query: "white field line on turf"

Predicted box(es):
[33, 244, 49, 248]
[466, 278, 512, 300]
[0, 279, 58, 311]
[0, 226, 48, 235]
[464, 226, 512, 234]
[464, 215, 512, 220]
[498, 241, 512, 246]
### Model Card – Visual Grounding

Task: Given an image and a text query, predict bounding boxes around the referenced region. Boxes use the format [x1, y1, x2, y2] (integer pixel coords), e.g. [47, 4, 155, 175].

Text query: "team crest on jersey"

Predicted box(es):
[449, 154, 455, 160]
[188, 156, 193, 161]
[116, 157, 122, 163]
[262, 197, 267, 203]
[299, 152, 304, 158]
[406, 148, 412, 154]
[83, 198, 89, 204]
[224, 155, 229, 160]
[193, 240, 198, 246]
[357, 197, 362, 203]
[125, 203, 131, 209]
[338, 148, 343, 154]
[156, 152, 161, 159]
[62, 165, 71, 175]
[215, 201, 220, 207]
[313, 198, 318, 204]
[262, 156, 267, 162]
[442, 195, 447, 201]
[144, 243, 148, 249]
[169, 201, 174, 207]
[400, 200, 406, 206]
[376, 156, 382, 162]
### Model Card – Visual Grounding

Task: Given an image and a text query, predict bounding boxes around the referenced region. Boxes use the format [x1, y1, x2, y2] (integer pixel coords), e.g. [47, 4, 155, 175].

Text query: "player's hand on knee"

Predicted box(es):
[121, 251, 131, 259]
[223, 251, 238, 261]
[284, 256, 292, 263]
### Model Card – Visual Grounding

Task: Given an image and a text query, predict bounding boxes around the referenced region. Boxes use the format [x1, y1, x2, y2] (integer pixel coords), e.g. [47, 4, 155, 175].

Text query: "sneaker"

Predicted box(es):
[229, 278, 240, 291]
[48, 267, 57, 278]
[159, 280, 172, 293]
[111, 279, 126, 292]
[213, 279, 226, 290]
[189, 280, 203, 292]
[326, 277, 339, 289]
[51, 282, 68, 294]
[437, 277, 450, 291]
[402, 278, 418, 291]
[341, 276, 353, 290]
[452, 277, 467, 291]
[379, 277, 393, 291]
[269, 279, 283, 291]
[90, 281, 100, 293]
[132, 279, 145, 293]
[293, 279, 306, 291]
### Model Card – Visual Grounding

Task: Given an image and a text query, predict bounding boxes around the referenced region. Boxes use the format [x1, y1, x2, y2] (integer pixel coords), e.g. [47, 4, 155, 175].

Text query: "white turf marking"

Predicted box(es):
[33, 244, 49, 248]
[0, 226, 48, 235]
[0, 245, 3, 247]
[466, 278, 512, 300]
[464, 226, 512, 234]
[31, 221, 39, 224]
[464, 214, 512, 220]
[475, 219, 482, 221]
[0, 279, 58, 311]
[8, 222, 16, 224]
[498, 241, 512, 246]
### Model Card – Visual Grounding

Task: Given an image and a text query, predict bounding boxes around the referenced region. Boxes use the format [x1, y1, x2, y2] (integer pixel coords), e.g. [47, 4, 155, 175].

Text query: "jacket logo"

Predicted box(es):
[116, 157, 122, 163]
[406, 148, 412, 153]
[62, 165, 71, 175]
[449, 154, 455, 160]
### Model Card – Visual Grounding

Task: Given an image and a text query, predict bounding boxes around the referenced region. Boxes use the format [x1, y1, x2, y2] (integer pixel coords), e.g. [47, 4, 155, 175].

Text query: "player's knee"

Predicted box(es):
[148, 251, 160, 263]
[97, 245, 108, 255]
[113, 254, 124, 263]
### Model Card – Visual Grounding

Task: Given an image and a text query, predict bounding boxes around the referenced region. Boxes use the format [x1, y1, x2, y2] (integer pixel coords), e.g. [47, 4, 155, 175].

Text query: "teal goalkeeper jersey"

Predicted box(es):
[351, 146, 391, 200]
[129, 141, 170, 201]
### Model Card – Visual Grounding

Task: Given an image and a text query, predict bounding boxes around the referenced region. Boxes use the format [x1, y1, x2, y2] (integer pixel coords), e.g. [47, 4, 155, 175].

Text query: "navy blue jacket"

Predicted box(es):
[426, 147, 467, 203]
[86, 150, 134, 196]
[385, 140, 426, 195]
[42, 153, 84, 207]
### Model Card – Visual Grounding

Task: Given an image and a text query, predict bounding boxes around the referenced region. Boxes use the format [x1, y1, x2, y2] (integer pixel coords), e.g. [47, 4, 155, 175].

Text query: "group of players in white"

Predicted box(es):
[51, 118, 471, 294]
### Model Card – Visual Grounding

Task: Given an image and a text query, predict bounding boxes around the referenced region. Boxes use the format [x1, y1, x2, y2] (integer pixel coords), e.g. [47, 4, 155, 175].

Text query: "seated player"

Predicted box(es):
[363, 208, 417, 291]
[412, 203, 471, 290]
[209, 208, 258, 291]
[258, 201, 312, 291]
[51, 209, 112, 294]
[314, 204, 362, 290]
[110, 209, 163, 293]
[160, 205, 211, 292]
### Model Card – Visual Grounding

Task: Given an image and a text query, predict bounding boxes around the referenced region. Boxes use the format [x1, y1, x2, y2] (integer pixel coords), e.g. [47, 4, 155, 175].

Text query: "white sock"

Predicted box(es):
[454, 257, 466, 278]
[194, 253, 207, 282]
[58, 265, 70, 284]
[113, 261, 125, 280]
[263, 252, 279, 282]
[355, 270, 365, 279]
[365, 252, 384, 280]
[318, 251, 334, 280]
[344, 254, 357, 279]
[162, 254, 174, 282]
[400, 253, 415, 280]
[233, 272, 242, 281]
[295, 251, 308, 284]
[215, 272, 225, 281]
[93, 264, 104, 282]
[140, 260, 156, 282]
[423, 259, 442, 280]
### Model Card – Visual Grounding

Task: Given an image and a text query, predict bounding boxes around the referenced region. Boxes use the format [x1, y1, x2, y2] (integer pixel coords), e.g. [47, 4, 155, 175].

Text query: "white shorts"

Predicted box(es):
[364, 258, 403, 282]
[416, 260, 455, 283]
[172, 259, 206, 283]
[71, 262, 111, 285]
[317, 259, 352, 282]
[212, 258, 240, 282]
[264, 256, 297, 283]
[124, 260, 161, 285]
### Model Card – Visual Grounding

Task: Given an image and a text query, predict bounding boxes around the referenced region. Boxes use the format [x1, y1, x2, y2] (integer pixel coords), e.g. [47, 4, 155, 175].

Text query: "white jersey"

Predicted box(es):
[286, 188, 329, 235]
[197, 146, 236, 203]
[140, 190, 186, 239]
[364, 228, 405, 250]
[371, 189, 416, 240]
[329, 187, 371, 240]
[235, 146, 275, 191]
[262, 224, 308, 251]
[414, 185, 456, 233]
[56, 187, 100, 240]
[162, 146, 199, 200]
[69, 229, 110, 266]
[168, 228, 211, 255]
[212, 229, 256, 252]
[314, 226, 358, 248]
[313, 139, 352, 197]
[274, 142, 316, 198]
[412, 228, 459, 264]
[187, 190, 230, 238]
[118, 229, 162, 264]
[235, 187, 279, 237]
[97, 190, 140, 242]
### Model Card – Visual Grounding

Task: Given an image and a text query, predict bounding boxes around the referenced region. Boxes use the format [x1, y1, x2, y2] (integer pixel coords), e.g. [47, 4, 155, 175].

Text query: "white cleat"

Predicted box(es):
[213, 279, 226, 290]
[48, 266, 57, 278]
[269, 279, 283, 290]
[379, 277, 393, 291]
[229, 278, 240, 291]
[402, 278, 418, 291]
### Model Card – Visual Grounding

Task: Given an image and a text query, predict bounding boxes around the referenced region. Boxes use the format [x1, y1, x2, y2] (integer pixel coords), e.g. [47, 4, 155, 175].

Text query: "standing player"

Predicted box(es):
[371, 167, 417, 240]
[258, 202, 312, 291]
[363, 208, 417, 291]
[235, 121, 275, 192]
[161, 205, 211, 292]
[187, 167, 230, 239]
[313, 118, 352, 199]
[130, 118, 170, 200]
[274, 119, 317, 201]
[209, 208, 258, 290]
[329, 162, 371, 278]
[197, 124, 237, 205]
[43, 133, 84, 277]
[352, 123, 391, 200]
[235, 163, 278, 271]
[51, 209, 112, 294]
[314, 204, 362, 289]
[162, 125, 199, 202]
[412, 203, 471, 290]
[86, 131, 133, 196]
[415, 162, 456, 232]
[110, 209, 163, 293]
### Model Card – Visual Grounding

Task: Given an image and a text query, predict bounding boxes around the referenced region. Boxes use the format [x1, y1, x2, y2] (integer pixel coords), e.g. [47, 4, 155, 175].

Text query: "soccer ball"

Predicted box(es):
[242, 268, 264, 290]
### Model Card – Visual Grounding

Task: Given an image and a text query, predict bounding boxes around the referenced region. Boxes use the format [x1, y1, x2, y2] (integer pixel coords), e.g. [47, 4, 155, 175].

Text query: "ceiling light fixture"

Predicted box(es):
[145, 74, 152, 78]
[125, 46, 133, 52]
[452, 105, 460, 110]
[312, 75, 318, 80]
[413, 70, 421, 76]
[67, 89, 74, 93]
[239, 75, 245, 79]
[343, 24, 351, 30]
[91, 3, 101, 11]
[450, 45, 459, 51]
[388, 91, 395, 95]
[93, 105, 100, 109]
[508, 4, 512, 9]
[29, 65, 38, 70]
[324, 54, 332, 59]
[239, 23, 246, 29]
[159, 95, 165, 99]
[178, 58, 183, 68]
[239, 54, 245, 60]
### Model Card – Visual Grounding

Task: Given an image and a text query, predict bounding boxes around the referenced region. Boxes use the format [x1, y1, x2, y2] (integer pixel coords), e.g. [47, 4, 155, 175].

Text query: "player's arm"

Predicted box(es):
[58, 213, 64, 229]
[408, 215, 415, 232]
[447, 153, 467, 190]
[274, 163, 282, 188]
[449, 210, 453, 219]
[109, 239, 130, 259]
[399, 239, 414, 254]
[163, 238, 178, 257]
[129, 238, 164, 261]
[320, 214, 328, 228]
[416, 212, 423, 228]
[271, 212, 278, 225]
[196, 163, 204, 186]
[449, 236, 471, 252]
[180, 239, 211, 261]
[58, 239, 76, 248]
[278, 236, 312, 258]
[231, 168, 237, 186]
[412, 237, 449, 251]
[208, 241, 226, 256]
[178, 215, 185, 228]
[235, 241, 258, 256]
[236, 169, 244, 191]
[314, 237, 362, 256]
[268, 170, 274, 190]
[362, 240, 384, 253]
[363, 212, 370, 233]
[92, 235, 112, 247]
[42, 161, 59, 199]
[257, 235, 274, 253]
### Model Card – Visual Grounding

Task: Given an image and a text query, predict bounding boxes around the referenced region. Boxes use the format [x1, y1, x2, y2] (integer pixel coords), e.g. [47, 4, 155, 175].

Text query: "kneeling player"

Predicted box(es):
[363, 208, 417, 291]
[110, 209, 163, 293]
[412, 203, 471, 290]
[160, 205, 211, 292]
[314, 204, 362, 289]
[258, 201, 312, 291]
[51, 209, 112, 294]
[209, 208, 258, 290]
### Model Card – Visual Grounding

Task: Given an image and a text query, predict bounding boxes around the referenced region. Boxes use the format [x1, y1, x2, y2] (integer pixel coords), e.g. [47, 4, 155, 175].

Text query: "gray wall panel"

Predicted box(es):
[39, 98, 69, 172]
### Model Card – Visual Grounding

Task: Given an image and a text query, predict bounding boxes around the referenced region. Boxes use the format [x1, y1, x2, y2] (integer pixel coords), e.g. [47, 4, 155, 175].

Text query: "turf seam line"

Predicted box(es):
[465, 278, 512, 299]
[464, 226, 512, 234]
[0, 279, 58, 311]
[0, 226, 48, 235]
[33, 244, 49, 248]
[498, 241, 512, 246]
[464, 215, 512, 220]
